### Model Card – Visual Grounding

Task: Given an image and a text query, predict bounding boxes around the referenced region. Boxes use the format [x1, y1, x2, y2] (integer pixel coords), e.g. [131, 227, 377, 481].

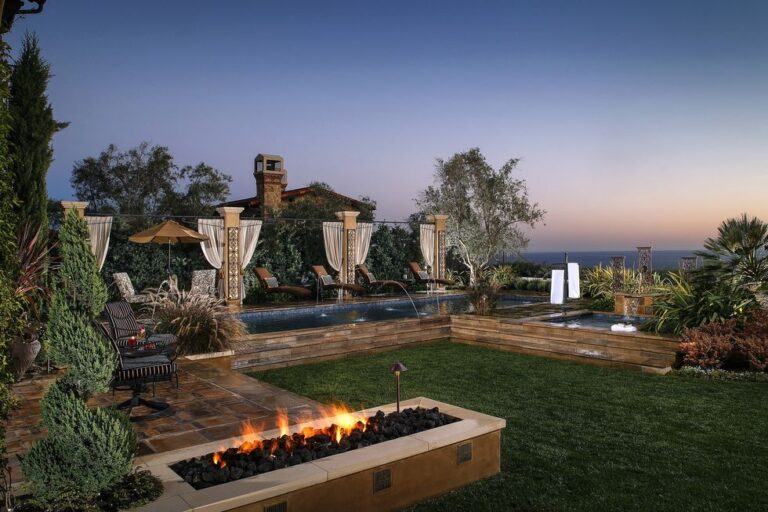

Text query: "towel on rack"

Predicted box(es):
[568, 262, 580, 299]
[550, 269, 565, 304]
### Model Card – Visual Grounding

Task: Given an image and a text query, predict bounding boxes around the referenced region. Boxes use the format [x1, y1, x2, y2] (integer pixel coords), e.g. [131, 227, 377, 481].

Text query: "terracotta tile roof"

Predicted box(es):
[220, 186, 371, 211]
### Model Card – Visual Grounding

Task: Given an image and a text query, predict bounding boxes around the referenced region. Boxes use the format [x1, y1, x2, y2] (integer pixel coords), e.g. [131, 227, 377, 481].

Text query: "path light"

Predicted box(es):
[390, 361, 408, 413]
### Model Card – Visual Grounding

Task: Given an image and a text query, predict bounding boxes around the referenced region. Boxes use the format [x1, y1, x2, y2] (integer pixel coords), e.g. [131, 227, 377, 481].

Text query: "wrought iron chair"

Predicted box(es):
[103, 301, 178, 359]
[98, 324, 179, 422]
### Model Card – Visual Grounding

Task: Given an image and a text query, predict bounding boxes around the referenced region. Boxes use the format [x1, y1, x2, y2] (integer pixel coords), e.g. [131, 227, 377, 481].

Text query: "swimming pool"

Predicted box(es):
[542, 313, 644, 331]
[238, 294, 542, 334]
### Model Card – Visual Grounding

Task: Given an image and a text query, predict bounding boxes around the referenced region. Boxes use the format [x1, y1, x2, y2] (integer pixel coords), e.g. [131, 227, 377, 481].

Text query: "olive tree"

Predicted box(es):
[418, 148, 544, 285]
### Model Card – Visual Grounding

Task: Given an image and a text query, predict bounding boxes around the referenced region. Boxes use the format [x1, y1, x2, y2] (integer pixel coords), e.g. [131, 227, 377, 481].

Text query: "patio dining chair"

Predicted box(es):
[112, 272, 149, 303]
[103, 301, 178, 358]
[190, 269, 217, 296]
[100, 326, 179, 422]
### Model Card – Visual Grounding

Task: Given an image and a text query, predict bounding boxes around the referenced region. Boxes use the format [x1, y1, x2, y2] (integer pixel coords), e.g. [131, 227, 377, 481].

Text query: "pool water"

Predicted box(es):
[543, 313, 643, 330]
[239, 294, 540, 334]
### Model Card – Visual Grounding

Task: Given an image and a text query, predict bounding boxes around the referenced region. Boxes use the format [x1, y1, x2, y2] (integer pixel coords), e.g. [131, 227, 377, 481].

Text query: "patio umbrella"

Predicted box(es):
[128, 220, 209, 274]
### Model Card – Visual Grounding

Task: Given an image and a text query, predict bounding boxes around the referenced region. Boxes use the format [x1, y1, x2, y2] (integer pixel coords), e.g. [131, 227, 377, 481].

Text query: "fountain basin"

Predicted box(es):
[134, 397, 505, 512]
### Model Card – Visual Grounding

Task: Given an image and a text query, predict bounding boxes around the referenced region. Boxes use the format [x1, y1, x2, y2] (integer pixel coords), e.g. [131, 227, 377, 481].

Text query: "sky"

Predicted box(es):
[7, 0, 768, 251]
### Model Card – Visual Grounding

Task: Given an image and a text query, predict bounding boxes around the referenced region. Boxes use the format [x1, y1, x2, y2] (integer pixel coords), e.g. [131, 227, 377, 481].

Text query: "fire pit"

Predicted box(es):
[135, 397, 505, 512]
[172, 407, 459, 490]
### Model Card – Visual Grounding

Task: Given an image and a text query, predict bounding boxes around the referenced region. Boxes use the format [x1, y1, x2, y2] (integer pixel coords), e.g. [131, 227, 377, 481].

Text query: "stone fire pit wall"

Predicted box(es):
[135, 397, 505, 512]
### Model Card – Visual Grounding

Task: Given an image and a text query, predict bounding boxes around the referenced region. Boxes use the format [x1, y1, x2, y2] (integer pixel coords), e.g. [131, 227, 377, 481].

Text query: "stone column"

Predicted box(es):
[60, 200, 89, 219]
[336, 211, 359, 285]
[637, 246, 653, 286]
[680, 256, 697, 275]
[610, 256, 625, 293]
[217, 206, 244, 308]
[428, 214, 448, 280]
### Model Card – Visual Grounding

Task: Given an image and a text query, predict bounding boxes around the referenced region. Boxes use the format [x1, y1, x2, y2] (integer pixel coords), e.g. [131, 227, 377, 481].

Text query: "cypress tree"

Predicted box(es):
[8, 32, 67, 239]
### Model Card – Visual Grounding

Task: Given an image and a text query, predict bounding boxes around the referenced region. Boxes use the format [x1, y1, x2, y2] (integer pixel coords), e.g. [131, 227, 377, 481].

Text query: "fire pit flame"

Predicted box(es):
[176, 405, 458, 490]
[209, 404, 369, 469]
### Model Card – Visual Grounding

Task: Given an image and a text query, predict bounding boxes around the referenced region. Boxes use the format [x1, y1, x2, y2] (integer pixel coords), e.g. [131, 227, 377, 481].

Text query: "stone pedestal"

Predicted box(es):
[614, 293, 655, 316]
[610, 256, 625, 293]
[637, 246, 652, 286]
[336, 211, 360, 285]
[217, 207, 244, 308]
[680, 256, 697, 274]
[427, 214, 448, 280]
[60, 200, 89, 219]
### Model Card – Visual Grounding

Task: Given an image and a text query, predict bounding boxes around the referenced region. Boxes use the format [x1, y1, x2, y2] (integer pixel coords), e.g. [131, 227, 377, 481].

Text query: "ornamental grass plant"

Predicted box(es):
[145, 289, 246, 355]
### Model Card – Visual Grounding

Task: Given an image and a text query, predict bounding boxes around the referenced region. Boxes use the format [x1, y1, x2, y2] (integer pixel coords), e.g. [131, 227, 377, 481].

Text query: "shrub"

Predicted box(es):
[146, 290, 246, 354]
[489, 265, 516, 288]
[648, 272, 758, 335]
[20, 381, 137, 509]
[678, 310, 768, 372]
[46, 289, 115, 398]
[589, 296, 615, 312]
[97, 470, 164, 512]
[467, 276, 499, 316]
[58, 210, 107, 318]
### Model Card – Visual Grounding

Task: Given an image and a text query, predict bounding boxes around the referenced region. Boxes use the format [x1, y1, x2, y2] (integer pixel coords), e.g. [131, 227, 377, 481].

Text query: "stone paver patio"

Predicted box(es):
[4, 357, 322, 484]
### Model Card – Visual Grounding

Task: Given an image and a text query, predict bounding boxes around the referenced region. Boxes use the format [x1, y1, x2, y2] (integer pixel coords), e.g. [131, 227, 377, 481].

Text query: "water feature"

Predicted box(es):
[543, 313, 643, 331]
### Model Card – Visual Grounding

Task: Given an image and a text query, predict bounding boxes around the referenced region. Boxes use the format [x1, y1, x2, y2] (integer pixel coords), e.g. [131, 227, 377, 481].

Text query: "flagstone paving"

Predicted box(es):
[4, 357, 322, 484]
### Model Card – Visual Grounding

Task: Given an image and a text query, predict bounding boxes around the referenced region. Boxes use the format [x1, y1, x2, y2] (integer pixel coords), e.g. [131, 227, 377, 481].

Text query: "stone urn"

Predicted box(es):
[11, 336, 41, 381]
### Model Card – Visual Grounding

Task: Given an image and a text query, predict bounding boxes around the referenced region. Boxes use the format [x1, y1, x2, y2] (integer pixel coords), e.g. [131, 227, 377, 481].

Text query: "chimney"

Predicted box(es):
[254, 154, 287, 217]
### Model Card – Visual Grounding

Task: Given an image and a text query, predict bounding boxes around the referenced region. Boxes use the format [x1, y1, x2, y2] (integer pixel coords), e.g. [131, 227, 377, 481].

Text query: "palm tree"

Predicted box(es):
[696, 214, 768, 291]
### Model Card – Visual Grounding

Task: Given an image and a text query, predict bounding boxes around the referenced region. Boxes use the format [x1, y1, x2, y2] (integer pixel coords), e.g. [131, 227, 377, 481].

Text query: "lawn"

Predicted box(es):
[250, 342, 768, 512]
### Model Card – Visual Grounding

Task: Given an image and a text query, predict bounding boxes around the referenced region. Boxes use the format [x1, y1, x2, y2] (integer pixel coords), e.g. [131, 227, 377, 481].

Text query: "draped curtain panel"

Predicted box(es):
[355, 223, 373, 265]
[197, 219, 224, 269]
[239, 219, 263, 270]
[85, 216, 112, 271]
[323, 222, 343, 272]
[419, 224, 435, 270]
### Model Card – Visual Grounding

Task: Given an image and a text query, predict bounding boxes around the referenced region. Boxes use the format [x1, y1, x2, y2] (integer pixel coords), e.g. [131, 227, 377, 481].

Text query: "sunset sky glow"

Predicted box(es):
[10, 0, 768, 250]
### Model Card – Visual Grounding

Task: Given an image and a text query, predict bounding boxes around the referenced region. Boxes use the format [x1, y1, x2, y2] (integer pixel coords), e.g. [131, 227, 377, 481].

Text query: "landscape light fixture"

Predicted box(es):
[390, 361, 408, 413]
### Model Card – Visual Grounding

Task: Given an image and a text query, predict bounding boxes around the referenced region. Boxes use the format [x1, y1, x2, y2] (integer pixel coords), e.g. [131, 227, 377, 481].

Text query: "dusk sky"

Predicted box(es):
[8, 1, 768, 251]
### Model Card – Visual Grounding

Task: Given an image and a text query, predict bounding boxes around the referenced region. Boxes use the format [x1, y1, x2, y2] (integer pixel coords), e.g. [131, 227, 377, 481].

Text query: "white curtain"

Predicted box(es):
[240, 219, 262, 270]
[85, 216, 112, 271]
[197, 219, 224, 269]
[420, 224, 435, 270]
[355, 223, 373, 265]
[323, 221, 343, 271]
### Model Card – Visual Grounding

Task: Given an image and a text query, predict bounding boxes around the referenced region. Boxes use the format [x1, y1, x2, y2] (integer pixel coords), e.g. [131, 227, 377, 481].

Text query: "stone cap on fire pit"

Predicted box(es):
[134, 397, 506, 512]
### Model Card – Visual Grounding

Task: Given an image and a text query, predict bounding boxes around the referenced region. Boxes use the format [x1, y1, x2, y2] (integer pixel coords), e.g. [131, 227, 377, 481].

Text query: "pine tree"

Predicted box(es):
[8, 32, 67, 239]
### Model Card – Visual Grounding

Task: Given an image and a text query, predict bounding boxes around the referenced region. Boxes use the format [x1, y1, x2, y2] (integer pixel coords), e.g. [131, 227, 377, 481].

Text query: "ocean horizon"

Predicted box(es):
[497, 250, 701, 270]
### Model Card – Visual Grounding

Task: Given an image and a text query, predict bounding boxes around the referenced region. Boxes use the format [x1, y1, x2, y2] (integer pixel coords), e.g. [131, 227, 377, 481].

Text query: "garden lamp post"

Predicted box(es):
[390, 361, 408, 413]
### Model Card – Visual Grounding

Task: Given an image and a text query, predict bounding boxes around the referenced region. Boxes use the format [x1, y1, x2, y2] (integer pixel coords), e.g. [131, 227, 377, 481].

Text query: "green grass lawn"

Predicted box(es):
[249, 342, 768, 512]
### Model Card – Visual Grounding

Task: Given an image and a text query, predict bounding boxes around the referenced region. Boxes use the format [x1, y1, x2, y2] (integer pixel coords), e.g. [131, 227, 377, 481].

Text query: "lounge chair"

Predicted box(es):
[311, 265, 366, 295]
[356, 264, 409, 291]
[100, 326, 179, 422]
[408, 261, 455, 286]
[254, 267, 312, 298]
[190, 269, 217, 296]
[103, 301, 177, 357]
[113, 272, 149, 303]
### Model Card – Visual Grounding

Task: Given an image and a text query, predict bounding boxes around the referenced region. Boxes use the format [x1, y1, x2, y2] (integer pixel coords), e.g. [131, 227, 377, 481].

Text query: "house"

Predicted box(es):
[220, 154, 372, 218]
